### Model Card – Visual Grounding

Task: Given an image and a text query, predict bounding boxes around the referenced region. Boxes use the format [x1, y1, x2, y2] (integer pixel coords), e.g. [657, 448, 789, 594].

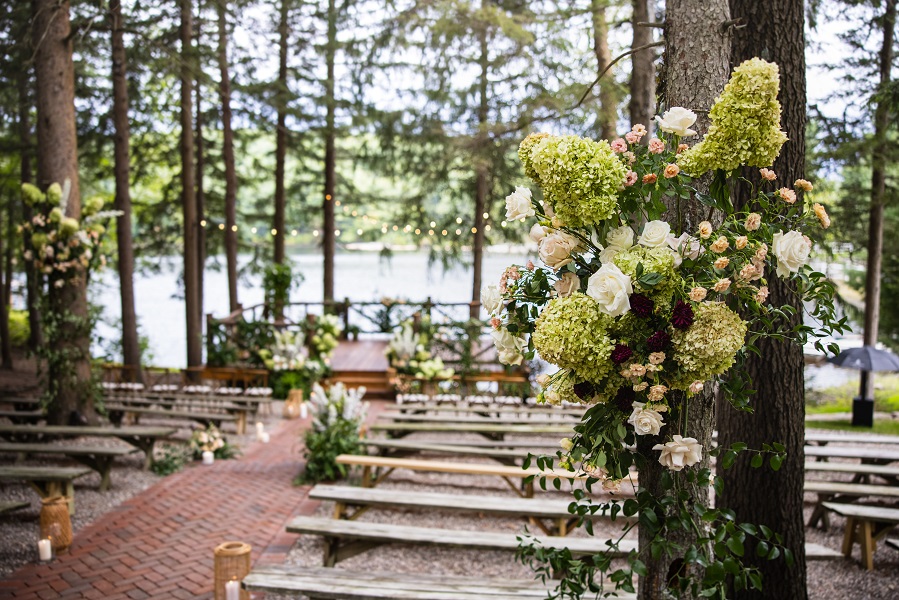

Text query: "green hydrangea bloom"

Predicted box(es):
[677, 58, 788, 176]
[524, 134, 626, 228]
[532, 293, 615, 383]
[519, 132, 550, 184]
[613, 245, 680, 300]
[544, 372, 581, 405]
[21, 183, 44, 206]
[670, 301, 747, 385]
[59, 217, 80, 237]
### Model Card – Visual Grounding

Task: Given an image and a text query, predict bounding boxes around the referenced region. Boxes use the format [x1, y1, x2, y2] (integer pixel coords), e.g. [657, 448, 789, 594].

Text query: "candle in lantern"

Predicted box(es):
[225, 578, 240, 600]
[300, 402, 308, 419]
[38, 538, 52, 561]
[202, 451, 214, 465]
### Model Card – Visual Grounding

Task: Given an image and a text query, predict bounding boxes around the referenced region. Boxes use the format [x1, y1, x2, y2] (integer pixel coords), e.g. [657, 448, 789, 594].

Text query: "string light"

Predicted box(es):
[456, 217, 462, 224]
[335, 200, 341, 206]
[357, 228, 363, 235]
[251, 227, 258, 234]
[325, 194, 332, 201]
[485, 224, 491, 232]
[200, 219, 207, 227]
[471, 227, 477, 234]
[429, 221, 436, 228]
[483, 212, 489, 219]
[501, 221, 507, 228]
[414, 228, 421, 235]
[218, 224, 225, 230]
[335, 229, 341, 236]
[441, 230, 447, 236]
[291, 230, 298, 236]
[351, 210, 358, 216]
[428, 229, 434, 235]
[392, 225, 398, 231]
[313, 230, 320, 237]
[231, 225, 238, 232]
[271, 228, 278, 236]
[455, 229, 461, 235]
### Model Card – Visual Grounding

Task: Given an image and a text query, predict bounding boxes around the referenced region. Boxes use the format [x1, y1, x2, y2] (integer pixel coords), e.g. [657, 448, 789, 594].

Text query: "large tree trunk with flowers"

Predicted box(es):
[33, 0, 95, 424]
[322, 0, 337, 305]
[637, 2, 730, 598]
[717, 1, 809, 598]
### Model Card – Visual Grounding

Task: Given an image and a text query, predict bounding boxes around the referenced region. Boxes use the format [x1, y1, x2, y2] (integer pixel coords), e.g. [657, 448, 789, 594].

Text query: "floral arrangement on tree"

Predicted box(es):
[303, 314, 341, 363]
[189, 424, 239, 460]
[299, 382, 368, 483]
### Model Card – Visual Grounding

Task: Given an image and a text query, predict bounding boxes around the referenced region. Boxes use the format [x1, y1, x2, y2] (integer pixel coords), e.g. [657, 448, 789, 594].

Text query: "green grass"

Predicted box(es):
[805, 373, 899, 433]
[805, 419, 899, 436]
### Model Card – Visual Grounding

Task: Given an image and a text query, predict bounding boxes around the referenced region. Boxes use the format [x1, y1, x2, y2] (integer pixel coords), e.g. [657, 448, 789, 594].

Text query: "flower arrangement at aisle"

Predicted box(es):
[490, 58, 845, 597]
[385, 321, 431, 371]
[302, 314, 342, 363]
[189, 424, 239, 460]
[261, 330, 307, 371]
[299, 382, 368, 483]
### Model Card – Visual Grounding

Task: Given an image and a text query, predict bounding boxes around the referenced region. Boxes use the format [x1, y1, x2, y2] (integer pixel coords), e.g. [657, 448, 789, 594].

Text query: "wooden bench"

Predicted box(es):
[310, 484, 629, 536]
[806, 480, 899, 528]
[369, 421, 574, 440]
[804, 444, 899, 463]
[363, 438, 530, 466]
[378, 412, 581, 425]
[182, 366, 269, 387]
[335, 454, 591, 498]
[0, 501, 30, 516]
[388, 402, 584, 416]
[822, 502, 899, 571]
[242, 565, 620, 599]
[0, 466, 92, 515]
[0, 397, 41, 411]
[104, 403, 243, 433]
[805, 432, 899, 445]
[0, 409, 45, 424]
[0, 424, 176, 469]
[804, 460, 899, 484]
[0, 443, 139, 491]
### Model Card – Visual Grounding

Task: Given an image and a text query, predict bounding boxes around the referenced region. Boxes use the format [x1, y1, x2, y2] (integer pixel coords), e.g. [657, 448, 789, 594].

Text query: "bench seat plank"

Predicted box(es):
[0, 501, 30, 515]
[387, 403, 584, 415]
[363, 439, 528, 463]
[804, 445, 899, 462]
[805, 480, 899, 498]
[378, 413, 580, 426]
[805, 432, 899, 445]
[0, 443, 138, 491]
[369, 422, 574, 435]
[0, 466, 93, 514]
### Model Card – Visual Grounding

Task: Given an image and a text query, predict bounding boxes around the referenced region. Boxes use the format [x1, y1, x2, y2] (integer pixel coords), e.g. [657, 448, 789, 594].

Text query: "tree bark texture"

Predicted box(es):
[629, 0, 656, 131]
[32, 0, 94, 424]
[323, 0, 337, 304]
[592, 0, 619, 140]
[18, 65, 42, 351]
[274, 0, 288, 269]
[217, 0, 240, 313]
[639, 3, 730, 598]
[110, 0, 142, 382]
[0, 206, 11, 369]
[180, 0, 203, 368]
[470, 15, 489, 319]
[718, 1, 811, 597]
[195, 8, 206, 331]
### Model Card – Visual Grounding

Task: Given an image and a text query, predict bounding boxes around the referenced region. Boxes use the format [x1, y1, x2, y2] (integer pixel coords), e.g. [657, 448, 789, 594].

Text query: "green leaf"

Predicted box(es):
[755, 540, 770, 557]
[750, 453, 764, 468]
[769, 454, 784, 472]
[767, 546, 781, 561]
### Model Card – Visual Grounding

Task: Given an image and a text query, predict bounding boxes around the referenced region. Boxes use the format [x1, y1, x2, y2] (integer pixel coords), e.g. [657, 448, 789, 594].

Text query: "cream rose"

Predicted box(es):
[654, 107, 698, 137]
[667, 233, 703, 260]
[559, 438, 574, 452]
[745, 213, 762, 231]
[586, 263, 633, 317]
[653, 435, 703, 471]
[529, 223, 547, 243]
[689, 287, 707, 302]
[599, 245, 622, 264]
[490, 328, 527, 366]
[638, 220, 671, 248]
[538, 232, 578, 270]
[480, 284, 503, 315]
[698, 221, 713, 239]
[772, 230, 812, 277]
[505, 186, 535, 221]
[628, 402, 666, 436]
[553, 272, 580, 298]
[606, 225, 635, 250]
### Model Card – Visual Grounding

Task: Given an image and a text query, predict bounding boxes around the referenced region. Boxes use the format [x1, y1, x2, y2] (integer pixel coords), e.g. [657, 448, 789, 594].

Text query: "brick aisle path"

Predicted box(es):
[0, 415, 323, 599]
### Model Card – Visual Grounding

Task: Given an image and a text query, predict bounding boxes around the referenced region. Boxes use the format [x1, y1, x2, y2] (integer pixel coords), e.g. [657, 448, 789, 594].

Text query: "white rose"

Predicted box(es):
[598, 245, 621, 264]
[666, 232, 703, 260]
[538, 232, 578, 270]
[652, 435, 703, 471]
[505, 186, 535, 221]
[654, 107, 698, 137]
[772, 230, 811, 277]
[490, 328, 527, 366]
[529, 223, 547, 243]
[553, 272, 580, 298]
[627, 402, 665, 436]
[480, 284, 503, 315]
[638, 220, 671, 248]
[586, 263, 633, 317]
[606, 225, 634, 250]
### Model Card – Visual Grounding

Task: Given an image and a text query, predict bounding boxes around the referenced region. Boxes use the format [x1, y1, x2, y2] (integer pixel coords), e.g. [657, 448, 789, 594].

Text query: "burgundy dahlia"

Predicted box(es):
[573, 381, 595, 400]
[671, 300, 694, 330]
[646, 330, 671, 352]
[630, 293, 654, 318]
[614, 386, 636, 413]
[611, 343, 634, 364]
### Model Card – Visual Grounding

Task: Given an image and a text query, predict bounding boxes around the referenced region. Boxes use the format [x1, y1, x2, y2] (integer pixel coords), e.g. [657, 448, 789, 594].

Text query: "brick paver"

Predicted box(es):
[0, 415, 324, 599]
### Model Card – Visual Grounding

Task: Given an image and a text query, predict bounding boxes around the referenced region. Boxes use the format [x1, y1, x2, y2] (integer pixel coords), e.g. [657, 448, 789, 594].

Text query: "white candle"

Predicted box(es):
[300, 403, 308, 419]
[255, 422, 264, 435]
[38, 538, 52, 561]
[202, 451, 214, 465]
[225, 578, 240, 600]
[261, 432, 270, 443]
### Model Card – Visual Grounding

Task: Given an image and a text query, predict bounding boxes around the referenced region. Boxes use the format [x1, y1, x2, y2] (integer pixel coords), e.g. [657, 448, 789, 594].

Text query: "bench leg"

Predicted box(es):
[842, 517, 856, 557]
[861, 521, 876, 571]
[323, 537, 338, 567]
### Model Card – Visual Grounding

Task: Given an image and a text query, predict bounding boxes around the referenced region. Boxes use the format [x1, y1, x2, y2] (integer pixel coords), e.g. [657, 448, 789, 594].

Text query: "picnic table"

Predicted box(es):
[822, 502, 899, 570]
[0, 442, 139, 491]
[0, 409, 45, 424]
[0, 424, 176, 468]
[377, 412, 580, 425]
[0, 466, 92, 514]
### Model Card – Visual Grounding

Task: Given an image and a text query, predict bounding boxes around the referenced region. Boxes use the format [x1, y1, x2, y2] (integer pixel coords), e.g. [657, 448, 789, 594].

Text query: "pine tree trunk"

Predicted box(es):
[591, 0, 618, 140]
[470, 15, 489, 320]
[323, 0, 337, 305]
[17, 43, 41, 351]
[110, 0, 142, 382]
[195, 7, 206, 331]
[33, 0, 95, 424]
[217, 0, 239, 313]
[180, 0, 203, 368]
[717, 1, 811, 597]
[629, 0, 656, 130]
[637, 3, 730, 598]
[273, 0, 289, 320]
[0, 205, 11, 369]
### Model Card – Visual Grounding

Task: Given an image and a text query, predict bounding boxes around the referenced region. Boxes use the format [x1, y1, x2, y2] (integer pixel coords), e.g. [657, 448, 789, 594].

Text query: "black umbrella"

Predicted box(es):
[827, 345, 899, 427]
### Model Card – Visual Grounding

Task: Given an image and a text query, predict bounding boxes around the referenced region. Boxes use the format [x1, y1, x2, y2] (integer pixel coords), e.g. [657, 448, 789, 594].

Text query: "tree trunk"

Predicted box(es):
[638, 3, 730, 598]
[110, 0, 142, 382]
[629, 0, 656, 131]
[217, 0, 239, 313]
[33, 0, 95, 424]
[591, 0, 618, 140]
[273, 0, 289, 320]
[470, 13, 489, 320]
[323, 0, 337, 305]
[17, 47, 41, 351]
[180, 0, 202, 368]
[0, 204, 11, 369]
[717, 1, 811, 597]
[195, 6, 206, 332]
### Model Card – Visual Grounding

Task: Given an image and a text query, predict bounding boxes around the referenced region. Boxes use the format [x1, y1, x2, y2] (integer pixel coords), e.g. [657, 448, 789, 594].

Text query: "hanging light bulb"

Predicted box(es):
[200, 219, 207, 227]
[271, 228, 278, 236]
[251, 227, 258, 234]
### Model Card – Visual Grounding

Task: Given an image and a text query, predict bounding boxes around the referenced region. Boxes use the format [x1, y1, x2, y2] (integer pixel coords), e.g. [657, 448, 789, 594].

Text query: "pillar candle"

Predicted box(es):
[261, 432, 270, 443]
[38, 538, 52, 561]
[255, 422, 264, 435]
[300, 402, 308, 419]
[202, 451, 214, 465]
[225, 578, 240, 600]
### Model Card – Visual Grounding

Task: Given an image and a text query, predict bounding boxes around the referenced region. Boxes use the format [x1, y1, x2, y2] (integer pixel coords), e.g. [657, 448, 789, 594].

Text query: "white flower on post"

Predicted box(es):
[538, 232, 578, 270]
[654, 107, 698, 137]
[606, 225, 634, 250]
[652, 435, 703, 471]
[480, 284, 503, 316]
[637, 220, 672, 248]
[586, 263, 633, 317]
[490, 328, 527, 366]
[627, 402, 666, 436]
[505, 186, 535, 221]
[553, 272, 580, 298]
[772, 230, 812, 277]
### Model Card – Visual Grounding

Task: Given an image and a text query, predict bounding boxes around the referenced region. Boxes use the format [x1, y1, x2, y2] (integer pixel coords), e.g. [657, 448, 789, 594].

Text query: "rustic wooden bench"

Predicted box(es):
[363, 438, 530, 466]
[0, 397, 41, 411]
[0, 424, 176, 469]
[804, 460, 899, 484]
[0, 443, 139, 491]
[0, 409, 45, 424]
[0, 466, 93, 515]
[335, 454, 590, 498]
[805, 432, 899, 445]
[104, 403, 243, 433]
[242, 565, 620, 599]
[369, 421, 574, 440]
[804, 444, 899, 463]
[387, 402, 584, 416]
[310, 484, 629, 536]
[0, 501, 30, 516]
[806, 480, 899, 528]
[378, 412, 581, 425]
[822, 502, 899, 571]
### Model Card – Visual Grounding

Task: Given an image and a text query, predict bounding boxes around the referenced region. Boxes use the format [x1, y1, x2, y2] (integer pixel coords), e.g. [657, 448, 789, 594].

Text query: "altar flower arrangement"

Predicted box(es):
[262, 330, 306, 371]
[301, 382, 368, 483]
[303, 314, 341, 363]
[385, 321, 431, 371]
[490, 58, 841, 487]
